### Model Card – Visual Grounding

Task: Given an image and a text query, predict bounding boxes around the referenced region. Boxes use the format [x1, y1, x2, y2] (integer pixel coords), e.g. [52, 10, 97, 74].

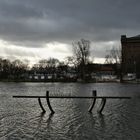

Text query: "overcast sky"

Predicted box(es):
[0, 0, 140, 64]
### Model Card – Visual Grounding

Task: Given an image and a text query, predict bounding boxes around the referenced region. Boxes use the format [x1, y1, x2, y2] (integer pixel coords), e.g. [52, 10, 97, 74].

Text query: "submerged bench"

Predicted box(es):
[13, 90, 131, 114]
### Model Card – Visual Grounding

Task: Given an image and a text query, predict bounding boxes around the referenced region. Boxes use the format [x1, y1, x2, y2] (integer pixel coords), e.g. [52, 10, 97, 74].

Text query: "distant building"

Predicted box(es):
[121, 35, 140, 78]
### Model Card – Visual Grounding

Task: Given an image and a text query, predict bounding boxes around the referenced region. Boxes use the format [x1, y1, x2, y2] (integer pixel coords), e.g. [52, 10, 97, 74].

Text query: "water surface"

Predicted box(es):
[0, 82, 140, 140]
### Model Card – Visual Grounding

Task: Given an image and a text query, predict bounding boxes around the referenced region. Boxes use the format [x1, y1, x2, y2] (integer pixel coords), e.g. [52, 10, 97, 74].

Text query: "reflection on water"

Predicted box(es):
[0, 82, 140, 140]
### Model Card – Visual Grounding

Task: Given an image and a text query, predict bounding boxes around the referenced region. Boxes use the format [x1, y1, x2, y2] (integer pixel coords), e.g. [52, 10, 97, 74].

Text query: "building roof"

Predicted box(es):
[121, 35, 140, 43]
[128, 35, 140, 39]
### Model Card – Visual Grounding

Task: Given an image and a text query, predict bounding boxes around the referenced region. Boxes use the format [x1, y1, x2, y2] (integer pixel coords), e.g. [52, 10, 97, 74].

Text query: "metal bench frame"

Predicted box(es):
[13, 90, 131, 114]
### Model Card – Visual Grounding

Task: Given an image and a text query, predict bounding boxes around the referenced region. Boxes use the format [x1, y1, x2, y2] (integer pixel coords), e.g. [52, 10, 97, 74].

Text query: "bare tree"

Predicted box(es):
[46, 58, 59, 69]
[39, 59, 48, 68]
[104, 54, 114, 64]
[64, 56, 77, 68]
[105, 46, 121, 64]
[12, 59, 24, 67]
[104, 46, 122, 78]
[0, 59, 11, 79]
[72, 39, 90, 80]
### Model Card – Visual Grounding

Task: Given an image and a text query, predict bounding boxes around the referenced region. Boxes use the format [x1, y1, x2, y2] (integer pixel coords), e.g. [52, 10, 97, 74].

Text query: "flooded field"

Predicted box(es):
[0, 82, 140, 140]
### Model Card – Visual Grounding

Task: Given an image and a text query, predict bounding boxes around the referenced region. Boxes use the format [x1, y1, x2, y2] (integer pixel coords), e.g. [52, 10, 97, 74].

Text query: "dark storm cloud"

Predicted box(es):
[0, 0, 140, 46]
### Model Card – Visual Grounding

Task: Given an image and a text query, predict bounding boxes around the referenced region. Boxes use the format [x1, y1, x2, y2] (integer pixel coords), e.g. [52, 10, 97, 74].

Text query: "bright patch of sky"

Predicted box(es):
[0, 39, 120, 65]
[0, 39, 72, 65]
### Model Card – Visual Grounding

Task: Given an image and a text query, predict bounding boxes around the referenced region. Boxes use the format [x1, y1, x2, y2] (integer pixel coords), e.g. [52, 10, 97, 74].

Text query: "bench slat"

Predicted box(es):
[13, 95, 131, 99]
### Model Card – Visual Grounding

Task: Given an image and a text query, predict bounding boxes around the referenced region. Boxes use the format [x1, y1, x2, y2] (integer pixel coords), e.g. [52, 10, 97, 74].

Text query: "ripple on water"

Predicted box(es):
[0, 82, 140, 140]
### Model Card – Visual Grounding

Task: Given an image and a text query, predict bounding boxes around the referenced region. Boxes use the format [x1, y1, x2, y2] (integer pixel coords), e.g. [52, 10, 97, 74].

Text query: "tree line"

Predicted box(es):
[0, 39, 121, 82]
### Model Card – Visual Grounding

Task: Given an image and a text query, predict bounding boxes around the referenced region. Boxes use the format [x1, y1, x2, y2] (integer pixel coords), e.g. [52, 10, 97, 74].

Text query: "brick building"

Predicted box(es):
[121, 35, 140, 78]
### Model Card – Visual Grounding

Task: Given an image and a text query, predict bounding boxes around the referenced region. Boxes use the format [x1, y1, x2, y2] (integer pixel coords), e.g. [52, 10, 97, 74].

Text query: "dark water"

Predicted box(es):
[0, 82, 140, 140]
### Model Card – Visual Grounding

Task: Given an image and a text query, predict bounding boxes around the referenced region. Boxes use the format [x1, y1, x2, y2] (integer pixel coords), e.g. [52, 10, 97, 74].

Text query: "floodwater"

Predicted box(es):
[0, 82, 140, 140]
